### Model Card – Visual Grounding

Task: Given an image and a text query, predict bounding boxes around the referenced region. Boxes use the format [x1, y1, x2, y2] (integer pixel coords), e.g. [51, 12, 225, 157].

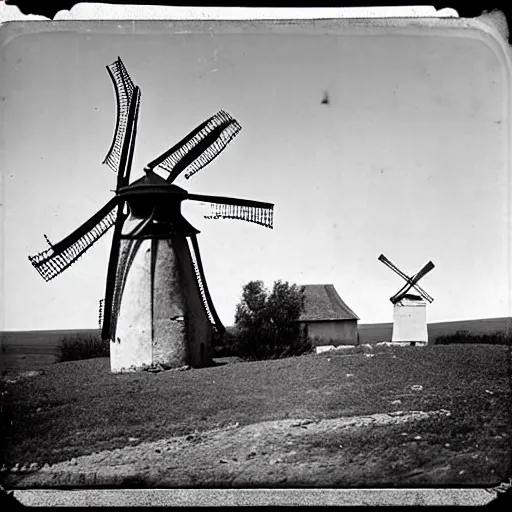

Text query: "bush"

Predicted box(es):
[212, 329, 239, 358]
[435, 330, 512, 346]
[57, 333, 110, 362]
[229, 280, 312, 361]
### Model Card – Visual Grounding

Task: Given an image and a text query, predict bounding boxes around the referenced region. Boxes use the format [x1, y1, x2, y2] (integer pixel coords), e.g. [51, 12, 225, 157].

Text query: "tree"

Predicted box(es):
[232, 280, 311, 360]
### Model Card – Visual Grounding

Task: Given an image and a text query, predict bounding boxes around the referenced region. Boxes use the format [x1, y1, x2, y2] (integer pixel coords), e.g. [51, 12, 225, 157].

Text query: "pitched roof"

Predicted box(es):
[299, 284, 359, 322]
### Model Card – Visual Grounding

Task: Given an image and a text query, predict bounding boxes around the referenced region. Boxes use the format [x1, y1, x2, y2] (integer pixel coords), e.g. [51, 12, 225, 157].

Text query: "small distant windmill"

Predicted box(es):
[378, 254, 434, 345]
[29, 57, 274, 373]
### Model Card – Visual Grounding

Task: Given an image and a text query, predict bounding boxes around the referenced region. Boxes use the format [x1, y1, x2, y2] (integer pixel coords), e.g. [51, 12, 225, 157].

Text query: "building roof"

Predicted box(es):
[299, 284, 359, 322]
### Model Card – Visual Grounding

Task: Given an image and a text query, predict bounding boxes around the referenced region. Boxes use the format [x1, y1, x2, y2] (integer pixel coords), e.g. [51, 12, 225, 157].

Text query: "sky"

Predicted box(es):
[1, 19, 511, 331]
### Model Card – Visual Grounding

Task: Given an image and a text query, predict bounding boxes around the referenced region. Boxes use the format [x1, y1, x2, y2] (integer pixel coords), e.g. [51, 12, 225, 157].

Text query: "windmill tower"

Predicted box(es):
[28, 57, 274, 373]
[378, 254, 434, 345]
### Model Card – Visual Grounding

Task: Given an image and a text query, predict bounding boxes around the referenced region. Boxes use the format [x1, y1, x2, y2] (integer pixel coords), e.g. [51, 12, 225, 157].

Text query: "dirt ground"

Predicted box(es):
[4, 408, 486, 489]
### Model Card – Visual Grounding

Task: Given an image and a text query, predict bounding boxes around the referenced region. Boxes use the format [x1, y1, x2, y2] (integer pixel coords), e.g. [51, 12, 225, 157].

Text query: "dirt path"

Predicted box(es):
[5, 409, 453, 488]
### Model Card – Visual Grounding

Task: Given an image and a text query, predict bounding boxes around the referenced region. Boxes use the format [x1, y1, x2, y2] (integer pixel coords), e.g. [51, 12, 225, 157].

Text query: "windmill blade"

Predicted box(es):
[188, 193, 274, 229]
[100, 196, 131, 340]
[122, 87, 141, 186]
[144, 110, 241, 183]
[378, 254, 433, 303]
[102, 57, 141, 187]
[98, 299, 105, 329]
[28, 197, 119, 282]
[390, 261, 435, 304]
[187, 235, 225, 335]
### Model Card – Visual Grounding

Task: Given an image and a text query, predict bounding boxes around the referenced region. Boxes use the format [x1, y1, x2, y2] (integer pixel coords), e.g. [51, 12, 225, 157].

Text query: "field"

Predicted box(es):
[1, 329, 100, 371]
[1, 343, 511, 489]
[2, 317, 510, 372]
[358, 317, 511, 345]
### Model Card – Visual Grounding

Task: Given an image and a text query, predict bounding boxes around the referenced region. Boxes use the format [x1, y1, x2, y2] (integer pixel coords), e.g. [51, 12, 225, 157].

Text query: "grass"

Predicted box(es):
[436, 330, 512, 346]
[1, 344, 511, 487]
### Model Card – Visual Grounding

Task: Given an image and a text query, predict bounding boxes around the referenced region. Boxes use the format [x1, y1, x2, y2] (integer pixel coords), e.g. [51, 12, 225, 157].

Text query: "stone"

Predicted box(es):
[316, 345, 335, 354]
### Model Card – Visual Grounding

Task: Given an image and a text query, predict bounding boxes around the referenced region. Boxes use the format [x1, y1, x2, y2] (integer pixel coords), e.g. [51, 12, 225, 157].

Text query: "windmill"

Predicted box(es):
[28, 57, 274, 373]
[378, 254, 434, 345]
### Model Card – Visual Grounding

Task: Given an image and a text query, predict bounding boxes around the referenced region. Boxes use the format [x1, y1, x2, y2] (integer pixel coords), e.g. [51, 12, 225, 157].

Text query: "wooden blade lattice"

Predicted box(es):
[98, 299, 105, 329]
[28, 199, 118, 282]
[205, 202, 274, 229]
[187, 236, 225, 335]
[103, 57, 138, 174]
[145, 110, 241, 183]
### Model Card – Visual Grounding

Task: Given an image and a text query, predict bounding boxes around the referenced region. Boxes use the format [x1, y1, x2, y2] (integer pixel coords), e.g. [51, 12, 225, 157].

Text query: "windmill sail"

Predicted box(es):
[28, 198, 118, 282]
[188, 193, 274, 229]
[101, 58, 142, 339]
[98, 299, 105, 329]
[187, 235, 225, 335]
[390, 261, 435, 304]
[103, 57, 140, 180]
[378, 254, 433, 303]
[144, 110, 241, 183]
[124, 88, 141, 184]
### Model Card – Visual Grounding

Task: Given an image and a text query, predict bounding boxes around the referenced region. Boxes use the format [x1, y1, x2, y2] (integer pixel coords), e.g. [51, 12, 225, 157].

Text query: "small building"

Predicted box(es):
[392, 293, 428, 345]
[299, 284, 359, 353]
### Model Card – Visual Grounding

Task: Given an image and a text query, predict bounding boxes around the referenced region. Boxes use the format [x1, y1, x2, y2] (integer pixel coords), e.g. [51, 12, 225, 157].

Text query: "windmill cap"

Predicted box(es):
[118, 170, 188, 198]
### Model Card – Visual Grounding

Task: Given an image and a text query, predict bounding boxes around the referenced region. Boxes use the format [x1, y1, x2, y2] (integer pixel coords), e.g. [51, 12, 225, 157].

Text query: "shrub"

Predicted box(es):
[57, 333, 110, 362]
[212, 329, 239, 358]
[435, 330, 512, 346]
[229, 280, 312, 361]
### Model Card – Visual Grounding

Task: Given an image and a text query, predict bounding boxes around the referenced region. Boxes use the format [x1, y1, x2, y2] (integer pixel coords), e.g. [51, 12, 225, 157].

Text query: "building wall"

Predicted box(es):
[305, 320, 358, 346]
[392, 300, 428, 343]
[173, 235, 213, 369]
[111, 238, 156, 372]
[151, 237, 190, 369]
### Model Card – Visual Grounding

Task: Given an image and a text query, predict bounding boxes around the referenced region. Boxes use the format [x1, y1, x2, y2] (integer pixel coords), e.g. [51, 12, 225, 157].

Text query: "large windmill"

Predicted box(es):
[29, 57, 274, 372]
[378, 254, 434, 345]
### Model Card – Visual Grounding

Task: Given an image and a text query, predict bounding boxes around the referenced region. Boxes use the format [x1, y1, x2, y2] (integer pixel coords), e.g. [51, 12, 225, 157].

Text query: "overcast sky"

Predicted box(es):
[1, 20, 510, 331]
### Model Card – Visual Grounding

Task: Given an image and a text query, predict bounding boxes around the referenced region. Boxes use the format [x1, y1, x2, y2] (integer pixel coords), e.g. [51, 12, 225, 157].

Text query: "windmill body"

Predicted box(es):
[109, 172, 213, 371]
[378, 255, 434, 346]
[391, 293, 428, 344]
[29, 58, 274, 373]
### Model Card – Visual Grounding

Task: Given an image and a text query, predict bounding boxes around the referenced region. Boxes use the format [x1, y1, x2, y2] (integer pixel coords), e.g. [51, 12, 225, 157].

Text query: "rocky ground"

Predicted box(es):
[3, 408, 480, 489]
[2, 346, 510, 490]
